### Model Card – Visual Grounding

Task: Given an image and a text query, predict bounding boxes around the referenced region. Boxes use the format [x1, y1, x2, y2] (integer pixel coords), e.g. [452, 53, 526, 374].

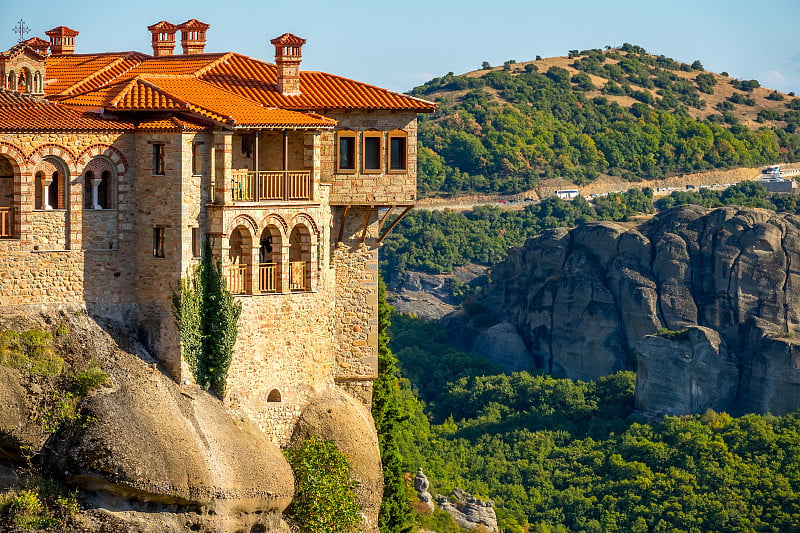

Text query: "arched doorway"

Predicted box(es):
[288, 224, 311, 291]
[0, 155, 15, 237]
[227, 225, 252, 294]
[259, 226, 282, 293]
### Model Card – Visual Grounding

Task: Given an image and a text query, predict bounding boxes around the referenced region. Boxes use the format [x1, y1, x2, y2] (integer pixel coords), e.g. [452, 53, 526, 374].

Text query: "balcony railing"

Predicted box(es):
[0, 207, 11, 237]
[259, 263, 278, 293]
[231, 170, 312, 202]
[289, 261, 307, 291]
[226, 264, 248, 295]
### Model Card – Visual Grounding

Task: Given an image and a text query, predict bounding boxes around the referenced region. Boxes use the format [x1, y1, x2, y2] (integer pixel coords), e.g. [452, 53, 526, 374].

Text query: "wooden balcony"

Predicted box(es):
[259, 263, 277, 293]
[289, 261, 307, 291]
[226, 264, 248, 295]
[231, 170, 312, 203]
[0, 207, 12, 237]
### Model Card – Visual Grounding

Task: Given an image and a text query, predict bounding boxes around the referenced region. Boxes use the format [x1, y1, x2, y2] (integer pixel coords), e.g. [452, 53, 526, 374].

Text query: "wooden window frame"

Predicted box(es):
[153, 227, 165, 258]
[336, 130, 357, 173]
[191, 142, 203, 176]
[362, 131, 383, 173]
[152, 143, 165, 175]
[388, 130, 409, 173]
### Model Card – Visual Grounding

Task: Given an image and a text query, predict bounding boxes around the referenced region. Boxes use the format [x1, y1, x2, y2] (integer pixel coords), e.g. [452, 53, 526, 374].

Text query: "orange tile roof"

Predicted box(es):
[0, 89, 134, 131]
[137, 115, 208, 131]
[61, 76, 336, 129]
[200, 54, 435, 111]
[44, 50, 434, 113]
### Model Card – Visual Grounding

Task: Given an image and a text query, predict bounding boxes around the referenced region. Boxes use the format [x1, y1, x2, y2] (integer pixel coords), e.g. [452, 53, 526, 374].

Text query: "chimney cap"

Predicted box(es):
[179, 19, 210, 31]
[45, 26, 80, 37]
[270, 33, 306, 47]
[148, 21, 178, 32]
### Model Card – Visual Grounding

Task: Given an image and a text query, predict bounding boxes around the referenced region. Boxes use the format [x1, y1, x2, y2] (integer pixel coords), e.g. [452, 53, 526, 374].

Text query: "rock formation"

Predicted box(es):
[436, 487, 498, 532]
[468, 206, 800, 416]
[414, 468, 434, 513]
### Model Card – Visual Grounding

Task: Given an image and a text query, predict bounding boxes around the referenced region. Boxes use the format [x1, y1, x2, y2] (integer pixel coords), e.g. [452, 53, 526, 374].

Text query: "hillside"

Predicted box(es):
[410, 44, 800, 197]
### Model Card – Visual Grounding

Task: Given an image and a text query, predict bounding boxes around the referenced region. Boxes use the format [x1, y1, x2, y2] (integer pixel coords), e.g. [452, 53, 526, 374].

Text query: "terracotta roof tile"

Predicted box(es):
[45, 53, 142, 96]
[0, 89, 133, 131]
[137, 115, 208, 131]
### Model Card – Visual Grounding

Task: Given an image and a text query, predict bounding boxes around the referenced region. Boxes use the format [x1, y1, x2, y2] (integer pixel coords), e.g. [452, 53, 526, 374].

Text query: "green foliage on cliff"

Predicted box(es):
[381, 188, 653, 275]
[410, 47, 800, 197]
[386, 310, 800, 532]
[284, 436, 361, 533]
[372, 281, 415, 533]
[0, 479, 79, 531]
[172, 240, 242, 397]
[0, 329, 63, 377]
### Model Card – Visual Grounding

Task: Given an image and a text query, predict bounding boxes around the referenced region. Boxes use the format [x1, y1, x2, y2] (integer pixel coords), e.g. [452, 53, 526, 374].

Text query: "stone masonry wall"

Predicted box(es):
[324, 111, 417, 205]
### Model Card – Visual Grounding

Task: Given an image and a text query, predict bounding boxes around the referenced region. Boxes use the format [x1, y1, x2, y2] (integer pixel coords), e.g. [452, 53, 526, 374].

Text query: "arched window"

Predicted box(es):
[17, 70, 28, 93]
[227, 225, 252, 295]
[34, 158, 67, 210]
[267, 389, 281, 402]
[0, 155, 15, 237]
[84, 158, 116, 210]
[7, 71, 15, 92]
[259, 225, 282, 293]
[289, 224, 311, 291]
[83, 171, 94, 209]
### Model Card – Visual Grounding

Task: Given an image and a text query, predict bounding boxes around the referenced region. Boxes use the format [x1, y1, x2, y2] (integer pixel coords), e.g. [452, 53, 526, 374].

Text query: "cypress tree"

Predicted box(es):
[372, 279, 414, 532]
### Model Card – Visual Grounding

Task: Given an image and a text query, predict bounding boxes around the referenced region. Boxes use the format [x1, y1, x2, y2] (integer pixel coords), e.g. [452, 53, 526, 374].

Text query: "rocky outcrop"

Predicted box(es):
[436, 488, 498, 532]
[472, 206, 800, 415]
[414, 468, 434, 513]
[0, 313, 296, 532]
[290, 387, 383, 533]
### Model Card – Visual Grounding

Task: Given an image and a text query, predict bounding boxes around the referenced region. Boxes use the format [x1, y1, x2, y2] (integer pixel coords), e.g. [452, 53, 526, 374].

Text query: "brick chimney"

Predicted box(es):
[178, 19, 210, 55]
[270, 33, 306, 96]
[45, 26, 79, 56]
[148, 21, 178, 57]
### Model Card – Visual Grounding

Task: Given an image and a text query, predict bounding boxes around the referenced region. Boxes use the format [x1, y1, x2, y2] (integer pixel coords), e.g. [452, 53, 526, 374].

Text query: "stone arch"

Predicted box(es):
[82, 156, 116, 209]
[227, 224, 253, 295]
[267, 389, 282, 403]
[18, 67, 31, 93]
[0, 142, 27, 172]
[0, 154, 18, 237]
[226, 214, 258, 237]
[27, 144, 78, 175]
[77, 144, 129, 176]
[260, 213, 288, 237]
[290, 213, 319, 237]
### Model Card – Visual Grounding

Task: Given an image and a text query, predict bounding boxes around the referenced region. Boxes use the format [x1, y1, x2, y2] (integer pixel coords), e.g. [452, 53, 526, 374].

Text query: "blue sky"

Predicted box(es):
[5, 0, 800, 94]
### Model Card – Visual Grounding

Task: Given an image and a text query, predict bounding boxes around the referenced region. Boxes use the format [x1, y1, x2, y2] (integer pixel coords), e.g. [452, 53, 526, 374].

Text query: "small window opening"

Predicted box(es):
[153, 227, 165, 257]
[267, 389, 282, 402]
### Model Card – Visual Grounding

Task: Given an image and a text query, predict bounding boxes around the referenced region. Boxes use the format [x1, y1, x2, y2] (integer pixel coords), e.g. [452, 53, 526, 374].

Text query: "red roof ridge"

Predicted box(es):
[59, 51, 147, 96]
[191, 52, 235, 77]
[300, 70, 437, 108]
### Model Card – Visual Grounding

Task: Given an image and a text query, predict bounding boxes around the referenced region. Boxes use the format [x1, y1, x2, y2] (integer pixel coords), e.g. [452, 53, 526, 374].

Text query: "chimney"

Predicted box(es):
[45, 26, 79, 55]
[178, 19, 210, 55]
[270, 33, 306, 96]
[148, 21, 178, 57]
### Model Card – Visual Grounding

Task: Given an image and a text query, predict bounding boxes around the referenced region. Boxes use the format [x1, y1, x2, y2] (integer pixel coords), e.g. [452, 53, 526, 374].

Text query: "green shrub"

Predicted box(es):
[73, 362, 110, 395]
[655, 327, 689, 340]
[0, 479, 79, 531]
[284, 436, 361, 533]
[0, 328, 63, 377]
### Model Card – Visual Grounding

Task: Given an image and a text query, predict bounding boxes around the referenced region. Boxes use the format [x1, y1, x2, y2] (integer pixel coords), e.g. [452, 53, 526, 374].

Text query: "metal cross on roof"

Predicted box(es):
[12, 19, 30, 43]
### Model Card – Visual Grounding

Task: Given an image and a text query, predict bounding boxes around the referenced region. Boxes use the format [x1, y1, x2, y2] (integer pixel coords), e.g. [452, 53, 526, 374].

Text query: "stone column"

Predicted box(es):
[42, 175, 53, 210]
[91, 176, 102, 209]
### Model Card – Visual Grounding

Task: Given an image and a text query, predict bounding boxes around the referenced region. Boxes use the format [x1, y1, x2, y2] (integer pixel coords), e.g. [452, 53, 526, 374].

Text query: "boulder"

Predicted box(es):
[470, 321, 534, 373]
[290, 387, 383, 533]
[436, 487, 498, 532]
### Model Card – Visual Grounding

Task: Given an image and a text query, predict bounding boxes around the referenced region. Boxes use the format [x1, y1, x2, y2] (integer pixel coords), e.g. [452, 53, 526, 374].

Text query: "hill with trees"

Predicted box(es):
[411, 44, 800, 197]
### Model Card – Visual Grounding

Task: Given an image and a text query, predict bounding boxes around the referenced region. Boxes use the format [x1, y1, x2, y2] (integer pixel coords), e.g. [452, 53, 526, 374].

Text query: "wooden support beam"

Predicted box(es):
[360, 206, 373, 244]
[376, 206, 395, 236]
[377, 205, 413, 244]
[337, 205, 350, 243]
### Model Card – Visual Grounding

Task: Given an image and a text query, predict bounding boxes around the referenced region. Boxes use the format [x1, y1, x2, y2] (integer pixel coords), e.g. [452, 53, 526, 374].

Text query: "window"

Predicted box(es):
[191, 142, 203, 176]
[191, 228, 202, 258]
[84, 171, 94, 209]
[337, 131, 356, 172]
[152, 144, 165, 175]
[389, 131, 408, 172]
[153, 227, 165, 257]
[363, 132, 382, 172]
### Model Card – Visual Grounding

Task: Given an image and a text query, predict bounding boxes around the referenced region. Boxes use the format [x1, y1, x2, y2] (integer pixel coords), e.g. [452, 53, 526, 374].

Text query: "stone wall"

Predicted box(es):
[324, 111, 417, 205]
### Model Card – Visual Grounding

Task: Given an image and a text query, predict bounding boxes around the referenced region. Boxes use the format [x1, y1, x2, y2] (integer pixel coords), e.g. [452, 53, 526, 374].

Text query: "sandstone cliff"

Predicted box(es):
[467, 205, 800, 416]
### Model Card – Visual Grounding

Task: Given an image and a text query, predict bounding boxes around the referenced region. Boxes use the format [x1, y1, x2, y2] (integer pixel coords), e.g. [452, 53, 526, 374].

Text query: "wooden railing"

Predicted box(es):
[226, 264, 248, 295]
[231, 170, 312, 202]
[289, 261, 307, 291]
[0, 207, 11, 237]
[259, 263, 277, 293]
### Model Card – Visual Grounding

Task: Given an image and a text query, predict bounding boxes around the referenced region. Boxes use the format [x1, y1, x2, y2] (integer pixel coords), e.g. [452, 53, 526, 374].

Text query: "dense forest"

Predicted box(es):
[383, 304, 800, 533]
[412, 44, 800, 196]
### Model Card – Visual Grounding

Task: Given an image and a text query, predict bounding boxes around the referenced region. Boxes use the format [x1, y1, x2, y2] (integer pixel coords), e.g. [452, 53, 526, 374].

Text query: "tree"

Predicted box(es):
[173, 240, 242, 397]
[481, 61, 491, 70]
[372, 280, 415, 532]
